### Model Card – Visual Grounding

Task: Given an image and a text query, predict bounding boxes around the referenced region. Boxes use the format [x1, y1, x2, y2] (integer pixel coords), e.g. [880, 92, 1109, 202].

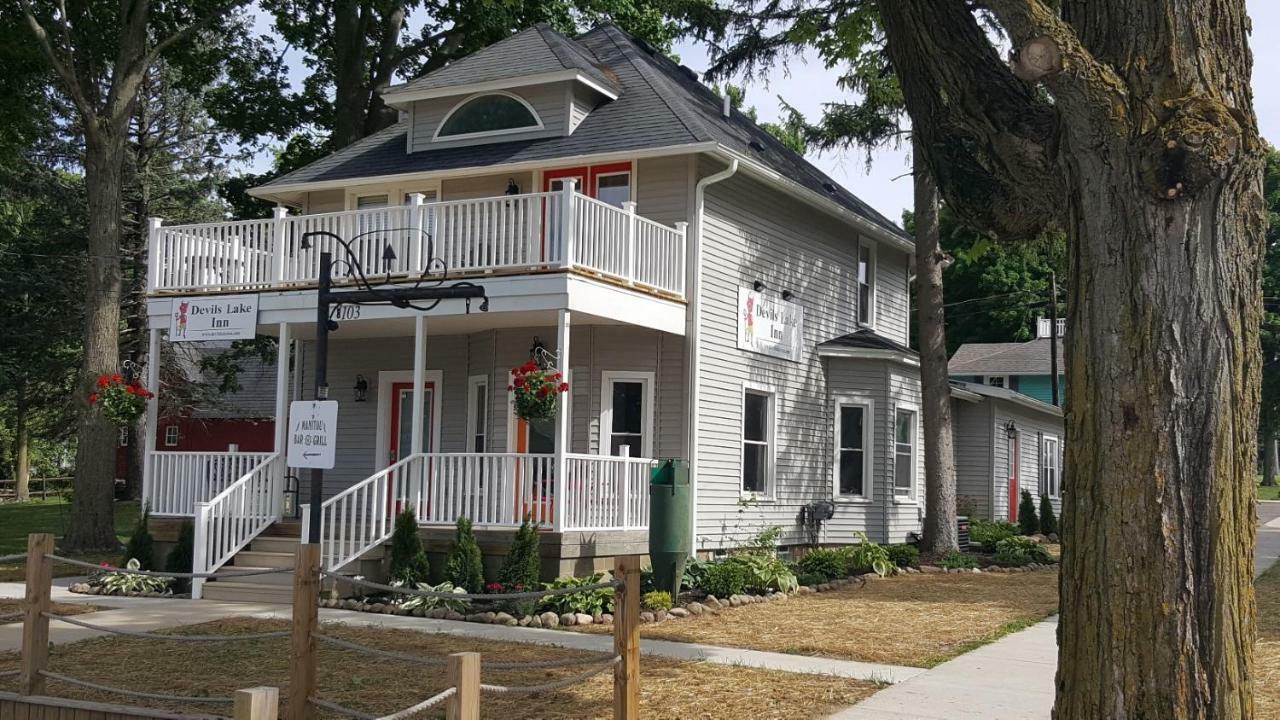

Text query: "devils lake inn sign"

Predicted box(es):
[168, 295, 259, 342]
[737, 287, 803, 362]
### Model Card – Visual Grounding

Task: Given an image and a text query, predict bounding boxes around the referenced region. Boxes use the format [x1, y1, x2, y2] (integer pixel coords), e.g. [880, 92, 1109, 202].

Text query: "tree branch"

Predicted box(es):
[18, 0, 97, 129]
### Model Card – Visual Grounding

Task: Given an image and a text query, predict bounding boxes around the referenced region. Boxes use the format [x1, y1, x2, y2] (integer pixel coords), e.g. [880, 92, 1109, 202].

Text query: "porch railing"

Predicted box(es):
[145, 451, 274, 516]
[314, 452, 654, 571]
[149, 189, 686, 297]
[191, 453, 283, 599]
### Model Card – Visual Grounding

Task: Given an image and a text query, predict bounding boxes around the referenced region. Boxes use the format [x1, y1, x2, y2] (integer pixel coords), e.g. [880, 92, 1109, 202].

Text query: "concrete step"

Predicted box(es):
[250, 536, 301, 554]
[233, 550, 295, 569]
[216, 566, 293, 586]
[201, 580, 292, 604]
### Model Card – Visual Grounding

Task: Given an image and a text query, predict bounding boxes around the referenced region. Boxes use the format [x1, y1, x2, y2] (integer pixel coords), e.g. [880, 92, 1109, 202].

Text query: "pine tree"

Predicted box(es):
[165, 520, 195, 593]
[1039, 495, 1058, 537]
[123, 508, 155, 569]
[389, 509, 431, 585]
[445, 517, 485, 593]
[497, 517, 542, 590]
[1018, 490, 1039, 536]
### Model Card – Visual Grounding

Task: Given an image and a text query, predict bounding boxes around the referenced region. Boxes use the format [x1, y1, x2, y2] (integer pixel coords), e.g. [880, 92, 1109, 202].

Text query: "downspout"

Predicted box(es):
[686, 153, 739, 557]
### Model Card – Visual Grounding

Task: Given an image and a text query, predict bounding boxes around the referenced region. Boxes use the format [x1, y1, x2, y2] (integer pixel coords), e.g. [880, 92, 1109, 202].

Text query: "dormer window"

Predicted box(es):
[434, 92, 544, 141]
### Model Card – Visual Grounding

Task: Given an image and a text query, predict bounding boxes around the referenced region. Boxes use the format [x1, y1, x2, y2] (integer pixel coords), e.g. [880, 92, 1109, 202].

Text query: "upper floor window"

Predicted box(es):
[1041, 434, 1061, 498]
[435, 92, 543, 140]
[893, 408, 916, 498]
[857, 242, 876, 326]
[984, 375, 1007, 388]
[742, 388, 774, 496]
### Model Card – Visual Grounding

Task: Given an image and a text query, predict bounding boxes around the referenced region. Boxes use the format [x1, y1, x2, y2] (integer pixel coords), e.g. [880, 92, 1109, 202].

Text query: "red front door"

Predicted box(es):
[1007, 433, 1021, 523]
[388, 381, 436, 464]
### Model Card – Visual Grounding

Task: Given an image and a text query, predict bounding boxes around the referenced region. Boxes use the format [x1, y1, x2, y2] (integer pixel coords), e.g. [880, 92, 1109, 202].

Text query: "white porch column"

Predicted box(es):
[146, 217, 163, 291]
[622, 201, 637, 285]
[560, 179, 577, 269]
[272, 323, 291, 519]
[406, 192, 426, 272]
[271, 206, 290, 283]
[553, 309, 571, 532]
[410, 316, 428, 517]
[141, 327, 162, 510]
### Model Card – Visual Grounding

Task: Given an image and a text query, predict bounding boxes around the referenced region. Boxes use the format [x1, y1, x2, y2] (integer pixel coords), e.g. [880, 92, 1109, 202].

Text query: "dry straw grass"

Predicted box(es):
[0, 600, 98, 619]
[578, 570, 1060, 668]
[1257, 564, 1280, 719]
[0, 617, 877, 719]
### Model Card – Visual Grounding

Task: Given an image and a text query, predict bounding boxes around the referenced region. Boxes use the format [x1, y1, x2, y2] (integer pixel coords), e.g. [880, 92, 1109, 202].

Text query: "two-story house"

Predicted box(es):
[949, 318, 1065, 405]
[139, 23, 924, 601]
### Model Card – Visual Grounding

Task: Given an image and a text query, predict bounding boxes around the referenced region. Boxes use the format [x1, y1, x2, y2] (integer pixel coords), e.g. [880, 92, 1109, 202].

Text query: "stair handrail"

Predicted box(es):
[191, 452, 283, 599]
[316, 453, 423, 572]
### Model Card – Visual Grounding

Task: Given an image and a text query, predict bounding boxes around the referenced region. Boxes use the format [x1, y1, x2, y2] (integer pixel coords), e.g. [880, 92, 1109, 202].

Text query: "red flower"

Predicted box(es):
[507, 384, 515, 391]
[111, 374, 123, 383]
[537, 386, 549, 398]
[553, 372, 562, 380]
[514, 377, 525, 388]
[88, 393, 98, 404]
[558, 383, 570, 392]
[97, 375, 110, 389]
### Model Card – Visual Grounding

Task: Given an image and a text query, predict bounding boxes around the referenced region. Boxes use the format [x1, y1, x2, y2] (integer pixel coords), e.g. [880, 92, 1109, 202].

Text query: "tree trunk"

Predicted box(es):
[1263, 433, 1278, 487]
[915, 144, 958, 554]
[14, 385, 30, 503]
[1053, 117, 1262, 720]
[66, 132, 126, 550]
[331, 0, 374, 150]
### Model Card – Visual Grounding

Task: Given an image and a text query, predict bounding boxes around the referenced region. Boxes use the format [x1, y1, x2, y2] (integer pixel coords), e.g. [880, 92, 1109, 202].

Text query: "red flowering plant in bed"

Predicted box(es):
[89, 374, 154, 426]
[507, 361, 569, 421]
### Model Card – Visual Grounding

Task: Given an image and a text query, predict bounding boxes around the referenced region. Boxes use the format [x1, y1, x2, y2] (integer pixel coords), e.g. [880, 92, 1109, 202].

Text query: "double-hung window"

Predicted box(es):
[893, 408, 917, 498]
[835, 402, 870, 498]
[857, 242, 876, 326]
[164, 425, 179, 448]
[467, 376, 488, 453]
[1041, 435, 1061, 498]
[601, 372, 653, 457]
[984, 375, 1007, 388]
[742, 389, 774, 495]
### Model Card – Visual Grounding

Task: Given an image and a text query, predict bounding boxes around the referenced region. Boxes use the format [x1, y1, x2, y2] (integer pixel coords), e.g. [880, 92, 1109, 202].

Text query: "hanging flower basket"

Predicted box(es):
[90, 374, 153, 426]
[508, 362, 569, 421]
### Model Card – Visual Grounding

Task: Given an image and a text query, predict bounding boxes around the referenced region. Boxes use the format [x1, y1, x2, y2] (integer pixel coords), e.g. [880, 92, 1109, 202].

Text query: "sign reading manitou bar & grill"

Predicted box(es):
[287, 400, 339, 470]
[168, 295, 259, 342]
[737, 287, 804, 362]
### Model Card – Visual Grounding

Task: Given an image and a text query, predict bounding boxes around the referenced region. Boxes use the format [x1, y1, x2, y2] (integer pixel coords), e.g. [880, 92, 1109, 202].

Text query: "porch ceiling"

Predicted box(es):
[265, 309, 658, 340]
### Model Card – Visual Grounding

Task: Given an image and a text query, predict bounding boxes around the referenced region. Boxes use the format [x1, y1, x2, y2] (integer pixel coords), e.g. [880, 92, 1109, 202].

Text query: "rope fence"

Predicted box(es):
[47, 553, 291, 579]
[3, 532, 645, 720]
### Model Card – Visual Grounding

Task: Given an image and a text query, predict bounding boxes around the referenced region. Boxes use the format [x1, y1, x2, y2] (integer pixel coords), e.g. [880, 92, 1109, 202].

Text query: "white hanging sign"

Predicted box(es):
[168, 295, 259, 342]
[286, 400, 339, 470]
[737, 287, 804, 362]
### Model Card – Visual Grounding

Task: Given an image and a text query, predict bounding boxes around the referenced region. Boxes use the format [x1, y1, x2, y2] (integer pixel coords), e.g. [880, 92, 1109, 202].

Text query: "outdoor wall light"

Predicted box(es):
[781, 289, 794, 301]
[753, 279, 767, 292]
[505, 178, 521, 195]
[353, 374, 369, 402]
[1004, 420, 1018, 439]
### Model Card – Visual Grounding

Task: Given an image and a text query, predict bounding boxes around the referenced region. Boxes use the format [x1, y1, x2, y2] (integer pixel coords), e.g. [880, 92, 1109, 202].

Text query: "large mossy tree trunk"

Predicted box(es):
[877, 0, 1264, 715]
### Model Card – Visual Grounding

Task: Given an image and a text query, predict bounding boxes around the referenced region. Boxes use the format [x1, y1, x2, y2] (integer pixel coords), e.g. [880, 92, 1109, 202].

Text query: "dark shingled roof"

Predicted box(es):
[818, 328, 916, 356]
[261, 24, 906, 239]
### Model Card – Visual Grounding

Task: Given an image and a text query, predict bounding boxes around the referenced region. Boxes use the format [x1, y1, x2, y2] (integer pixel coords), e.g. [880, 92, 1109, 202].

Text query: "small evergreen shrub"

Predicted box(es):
[164, 520, 195, 594]
[969, 519, 1019, 548]
[123, 508, 155, 570]
[389, 509, 431, 585]
[699, 560, 750, 598]
[886, 543, 920, 568]
[1018, 490, 1040, 535]
[642, 590, 673, 612]
[797, 548, 846, 581]
[445, 517, 486, 593]
[1038, 495, 1058, 537]
[940, 551, 979, 570]
[993, 536, 1053, 566]
[497, 517, 542, 590]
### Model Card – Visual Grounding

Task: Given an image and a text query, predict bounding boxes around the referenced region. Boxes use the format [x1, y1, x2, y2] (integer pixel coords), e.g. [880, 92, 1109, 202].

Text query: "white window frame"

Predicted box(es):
[593, 170, 633, 207]
[892, 404, 918, 501]
[163, 425, 179, 448]
[373, 369, 444, 467]
[344, 181, 442, 211]
[741, 383, 777, 500]
[432, 91, 545, 142]
[856, 240, 877, 328]
[599, 371, 655, 458]
[984, 375, 1007, 388]
[1041, 434, 1061, 499]
[466, 375, 489, 453]
[832, 397, 873, 501]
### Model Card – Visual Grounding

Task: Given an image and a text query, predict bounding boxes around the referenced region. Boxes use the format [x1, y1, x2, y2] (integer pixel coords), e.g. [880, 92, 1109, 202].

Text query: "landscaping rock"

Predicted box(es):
[600, 613, 614, 625]
[540, 611, 560, 628]
[560, 612, 577, 627]
[574, 613, 595, 626]
[424, 607, 445, 619]
[518, 616, 531, 626]
[70, 583, 90, 593]
[640, 611, 655, 624]
[703, 595, 722, 609]
[687, 602, 706, 616]
[445, 610, 466, 621]
[1048, 533, 1060, 543]
[919, 565, 943, 574]
[669, 607, 690, 618]
[343, 599, 359, 610]
[494, 612, 517, 626]
[369, 603, 386, 613]
[797, 586, 814, 594]
[529, 614, 543, 628]
[654, 610, 668, 623]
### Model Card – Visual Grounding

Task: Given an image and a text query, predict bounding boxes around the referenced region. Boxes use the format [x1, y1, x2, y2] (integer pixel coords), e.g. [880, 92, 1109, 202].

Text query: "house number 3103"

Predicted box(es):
[329, 305, 361, 320]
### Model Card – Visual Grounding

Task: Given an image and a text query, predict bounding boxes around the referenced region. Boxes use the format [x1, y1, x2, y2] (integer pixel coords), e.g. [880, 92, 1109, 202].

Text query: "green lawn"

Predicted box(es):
[0, 498, 139, 580]
[1261, 484, 1280, 501]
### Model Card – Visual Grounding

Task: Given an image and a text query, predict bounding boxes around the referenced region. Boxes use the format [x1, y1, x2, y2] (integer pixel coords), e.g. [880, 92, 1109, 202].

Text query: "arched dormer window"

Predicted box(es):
[434, 92, 544, 140]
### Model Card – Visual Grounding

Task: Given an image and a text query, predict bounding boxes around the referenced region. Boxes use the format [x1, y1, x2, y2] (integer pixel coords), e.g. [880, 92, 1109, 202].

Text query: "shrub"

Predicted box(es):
[742, 525, 783, 556]
[839, 533, 894, 577]
[698, 560, 750, 598]
[940, 551, 979, 570]
[123, 508, 155, 570]
[164, 520, 195, 594]
[642, 590, 673, 612]
[93, 558, 171, 596]
[445, 517, 486, 593]
[389, 509, 431, 585]
[497, 517, 542, 590]
[1038, 495, 1058, 537]
[993, 536, 1053, 566]
[1018, 490, 1039, 535]
[541, 573, 614, 615]
[970, 519, 1019, 548]
[728, 554, 798, 593]
[682, 557, 710, 593]
[797, 548, 846, 581]
[886, 543, 920, 568]
[795, 572, 827, 587]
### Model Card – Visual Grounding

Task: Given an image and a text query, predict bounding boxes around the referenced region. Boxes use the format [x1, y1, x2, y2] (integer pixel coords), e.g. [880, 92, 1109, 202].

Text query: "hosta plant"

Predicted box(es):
[394, 581, 472, 614]
[540, 572, 614, 615]
[92, 558, 172, 596]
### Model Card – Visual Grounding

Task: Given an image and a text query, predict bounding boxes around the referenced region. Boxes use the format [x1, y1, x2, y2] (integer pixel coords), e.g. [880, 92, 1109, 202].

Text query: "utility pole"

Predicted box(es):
[1049, 271, 1060, 407]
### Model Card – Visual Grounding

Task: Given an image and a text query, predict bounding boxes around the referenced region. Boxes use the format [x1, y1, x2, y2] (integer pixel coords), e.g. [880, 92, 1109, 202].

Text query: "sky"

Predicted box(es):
[249, 2, 1280, 228]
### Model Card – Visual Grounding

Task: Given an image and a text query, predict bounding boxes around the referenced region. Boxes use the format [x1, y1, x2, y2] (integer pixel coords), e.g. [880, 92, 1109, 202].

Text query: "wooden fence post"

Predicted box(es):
[287, 544, 320, 720]
[235, 687, 280, 720]
[613, 555, 640, 720]
[19, 533, 53, 696]
[446, 652, 480, 720]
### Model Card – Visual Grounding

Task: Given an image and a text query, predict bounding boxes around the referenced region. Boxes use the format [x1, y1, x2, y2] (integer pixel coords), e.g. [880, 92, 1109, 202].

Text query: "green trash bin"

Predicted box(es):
[649, 459, 691, 598]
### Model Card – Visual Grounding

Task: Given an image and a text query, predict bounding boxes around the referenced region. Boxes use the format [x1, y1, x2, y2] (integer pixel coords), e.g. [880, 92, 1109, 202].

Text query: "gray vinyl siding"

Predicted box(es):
[874, 247, 911, 346]
[635, 156, 691, 227]
[952, 399, 995, 519]
[410, 83, 569, 152]
[694, 164, 914, 550]
[569, 83, 602, 132]
[824, 359, 888, 542]
[441, 172, 534, 201]
[293, 326, 682, 502]
[306, 189, 345, 214]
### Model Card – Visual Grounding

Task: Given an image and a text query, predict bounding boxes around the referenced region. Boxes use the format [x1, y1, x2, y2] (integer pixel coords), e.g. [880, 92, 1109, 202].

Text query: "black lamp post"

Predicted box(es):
[297, 228, 488, 544]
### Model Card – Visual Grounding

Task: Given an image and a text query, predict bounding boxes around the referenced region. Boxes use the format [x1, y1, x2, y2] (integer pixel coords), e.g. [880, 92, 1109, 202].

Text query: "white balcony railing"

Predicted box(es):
[149, 188, 687, 298]
[191, 453, 283, 599]
[146, 451, 275, 516]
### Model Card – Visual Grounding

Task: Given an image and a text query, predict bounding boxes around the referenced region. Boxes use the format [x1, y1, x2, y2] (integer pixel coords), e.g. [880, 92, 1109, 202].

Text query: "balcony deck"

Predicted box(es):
[148, 189, 687, 300]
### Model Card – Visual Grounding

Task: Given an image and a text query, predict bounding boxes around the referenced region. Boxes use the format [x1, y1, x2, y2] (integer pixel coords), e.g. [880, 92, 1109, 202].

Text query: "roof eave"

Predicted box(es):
[816, 345, 920, 367]
[381, 70, 619, 109]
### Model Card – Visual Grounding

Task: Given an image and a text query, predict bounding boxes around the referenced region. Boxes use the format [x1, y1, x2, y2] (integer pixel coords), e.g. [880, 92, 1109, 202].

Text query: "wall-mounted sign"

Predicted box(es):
[169, 295, 259, 342]
[287, 400, 338, 470]
[737, 288, 804, 362]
